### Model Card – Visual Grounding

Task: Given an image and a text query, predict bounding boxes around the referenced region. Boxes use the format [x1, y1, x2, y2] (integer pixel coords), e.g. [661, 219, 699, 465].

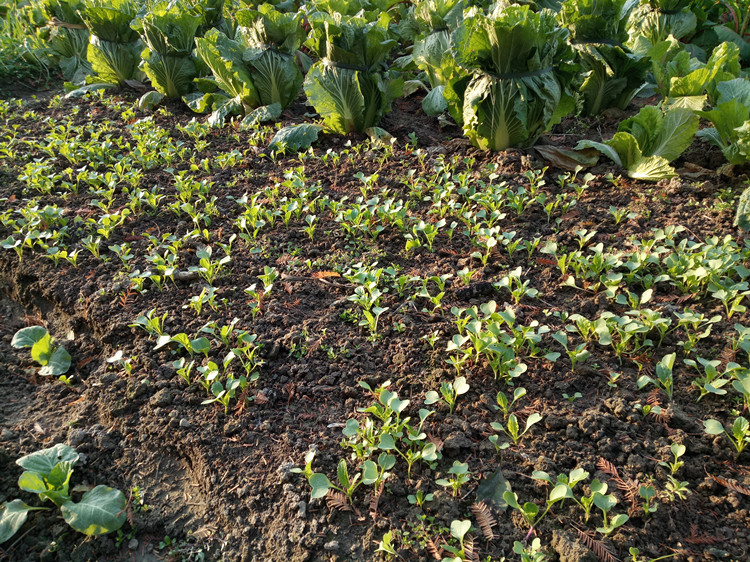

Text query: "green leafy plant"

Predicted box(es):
[131, 1, 201, 99]
[11, 326, 72, 379]
[79, 0, 143, 86]
[424, 376, 469, 414]
[637, 352, 676, 399]
[489, 412, 543, 450]
[704, 416, 750, 456]
[578, 104, 699, 180]
[444, 4, 575, 150]
[193, 5, 305, 122]
[304, 14, 402, 134]
[435, 461, 471, 497]
[0, 444, 126, 544]
[558, 0, 650, 116]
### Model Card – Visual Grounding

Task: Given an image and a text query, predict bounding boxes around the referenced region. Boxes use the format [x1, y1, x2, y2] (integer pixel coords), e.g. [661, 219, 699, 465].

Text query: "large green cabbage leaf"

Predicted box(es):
[627, 0, 696, 54]
[40, 0, 91, 82]
[79, 0, 142, 85]
[410, 0, 464, 114]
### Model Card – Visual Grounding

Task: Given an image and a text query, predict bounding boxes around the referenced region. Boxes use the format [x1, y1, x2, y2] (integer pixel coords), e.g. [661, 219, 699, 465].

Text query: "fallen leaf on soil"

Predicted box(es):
[535, 145, 600, 171]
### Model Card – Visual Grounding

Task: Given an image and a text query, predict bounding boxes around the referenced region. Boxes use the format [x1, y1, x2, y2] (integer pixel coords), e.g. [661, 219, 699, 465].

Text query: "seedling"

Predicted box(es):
[424, 376, 469, 414]
[563, 392, 582, 403]
[11, 326, 71, 379]
[407, 490, 433, 508]
[440, 520, 473, 560]
[489, 412, 543, 450]
[130, 309, 168, 337]
[704, 417, 750, 456]
[0, 444, 126, 544]
[684, 356, 738, 400]
[637, 353, 676, 399]
[494, 387, 527, 418]
[435, 462, 471, 497]
[552, 331, 590, 371]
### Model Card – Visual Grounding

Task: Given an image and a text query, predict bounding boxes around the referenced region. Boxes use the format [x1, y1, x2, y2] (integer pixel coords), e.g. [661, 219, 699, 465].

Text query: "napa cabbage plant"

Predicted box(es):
[131, 2, 202, 99]
[647, 39, 741, 109]
[78, 0, 143, 85]
[696, 78, 750, 166]
[39, 0, 91, 82]
[626, 0, 697, 55]
[558, 0, 649, 116]
[410, 0, 464, 116]
[444, 5, 575, 151]
[303, 13, 403, 134]
[193, 4, 306, 123]
[577, 104, 699, 180]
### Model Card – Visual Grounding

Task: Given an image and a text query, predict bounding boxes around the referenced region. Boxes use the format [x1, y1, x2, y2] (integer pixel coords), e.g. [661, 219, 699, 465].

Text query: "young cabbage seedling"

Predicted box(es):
[637, 352, 676, 399]
[0, 444, 126, 545]
[11, 326, 71, 379]
[490, 412, 543, 450]
[435, 462, 471, 497]
[424, 377, 469, 414]
[704, 417, 750, 456]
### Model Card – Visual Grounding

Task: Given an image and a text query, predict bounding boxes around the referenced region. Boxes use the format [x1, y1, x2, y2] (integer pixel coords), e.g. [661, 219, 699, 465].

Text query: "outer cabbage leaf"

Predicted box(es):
[79, 0, 140, 43]
[87, 36, 141, 85]
[142, 51, 197, 98]
[80, 0, 142, 85]
[697, 80, 750, 165]
[132, 3, 202, 56]
[304, 15, 400, 133]
[626, 0, 696, 52]
[304, 63, 366, 134]
[667, 42, 741, 106]
[244, 49, 303, 108]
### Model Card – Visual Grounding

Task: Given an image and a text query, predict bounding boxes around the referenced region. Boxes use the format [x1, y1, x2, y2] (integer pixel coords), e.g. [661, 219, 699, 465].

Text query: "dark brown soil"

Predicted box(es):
[1, 87, 749, 562]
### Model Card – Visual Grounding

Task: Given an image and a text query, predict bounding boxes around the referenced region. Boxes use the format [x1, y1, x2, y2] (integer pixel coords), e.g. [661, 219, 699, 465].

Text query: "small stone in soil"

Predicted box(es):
[128, 538, 139, 550]
[324, 541, 339, 551]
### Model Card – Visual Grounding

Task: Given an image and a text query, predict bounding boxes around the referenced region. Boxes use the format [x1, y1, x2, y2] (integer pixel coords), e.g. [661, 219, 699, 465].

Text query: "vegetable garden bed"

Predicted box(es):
[1, 0, 750, 561]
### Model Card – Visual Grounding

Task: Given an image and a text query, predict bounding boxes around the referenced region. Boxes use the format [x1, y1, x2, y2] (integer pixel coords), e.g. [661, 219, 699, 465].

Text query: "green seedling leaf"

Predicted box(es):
[450, 519, 472, 541]
[424, 391, 440, 405]
[18, 471, 48, 495]
[550, 484, 571, 502]
[11, 326, 49, 349]
[309, 473, 332, 499]
[60, 485, 127, 536]
[378, 433, 396, 450]
[704, 419, 725, 435]
[0, 500, 47, 544]
[453, 376, 470, 395]
[525, 412, 543, 431]
[31, 333, 54, 365]
[39, 347, 72, 377]
[361, 460, 378, 485]
[17, 444, 78, 475]
[269, 124, 324, 152]
[190, 337, 211, 356]
[476, 468, 512, 511]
